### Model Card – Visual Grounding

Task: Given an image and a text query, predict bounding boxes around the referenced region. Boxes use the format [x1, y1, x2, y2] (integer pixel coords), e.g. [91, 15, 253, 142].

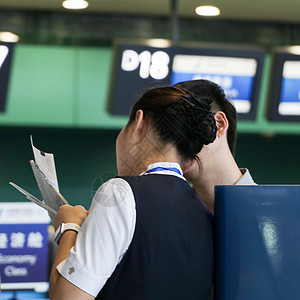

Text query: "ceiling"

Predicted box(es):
[0, 0, 299, 24]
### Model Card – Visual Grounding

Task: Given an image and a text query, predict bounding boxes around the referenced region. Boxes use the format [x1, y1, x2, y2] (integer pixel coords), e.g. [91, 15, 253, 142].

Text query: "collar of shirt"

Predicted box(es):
[236, 168, 256, 185]
[140, 162, 185, 181]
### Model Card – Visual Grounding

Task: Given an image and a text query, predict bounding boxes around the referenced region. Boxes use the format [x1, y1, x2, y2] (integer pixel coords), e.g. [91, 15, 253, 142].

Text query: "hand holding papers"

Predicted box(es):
[10, 137, 68, 222]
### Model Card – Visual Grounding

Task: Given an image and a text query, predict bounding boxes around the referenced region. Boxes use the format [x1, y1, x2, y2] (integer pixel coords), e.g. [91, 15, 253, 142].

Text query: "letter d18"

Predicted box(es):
[121, 49, 170, 80]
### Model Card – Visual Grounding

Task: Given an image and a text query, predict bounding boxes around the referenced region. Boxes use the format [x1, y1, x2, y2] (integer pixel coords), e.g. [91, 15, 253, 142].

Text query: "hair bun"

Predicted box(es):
[129, 86, 217, 161]
[177, 94, 217, 144]
[163, 93, 217, 159]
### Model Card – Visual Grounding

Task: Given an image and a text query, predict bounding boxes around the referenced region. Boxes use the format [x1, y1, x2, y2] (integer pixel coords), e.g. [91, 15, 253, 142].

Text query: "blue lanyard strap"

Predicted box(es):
[144, 167, 182, 176]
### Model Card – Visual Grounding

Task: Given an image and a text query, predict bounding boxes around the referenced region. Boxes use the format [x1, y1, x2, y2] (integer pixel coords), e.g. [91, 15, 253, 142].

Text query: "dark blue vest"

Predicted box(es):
[96, 174, 214, 300]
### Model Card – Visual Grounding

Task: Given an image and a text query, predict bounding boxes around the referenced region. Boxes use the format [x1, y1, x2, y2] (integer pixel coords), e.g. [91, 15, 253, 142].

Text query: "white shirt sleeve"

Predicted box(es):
[56, 178, 136, 297]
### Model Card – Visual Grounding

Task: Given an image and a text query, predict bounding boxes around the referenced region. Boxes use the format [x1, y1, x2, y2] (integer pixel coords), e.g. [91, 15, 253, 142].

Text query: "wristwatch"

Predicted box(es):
[54, 223, 81, 245]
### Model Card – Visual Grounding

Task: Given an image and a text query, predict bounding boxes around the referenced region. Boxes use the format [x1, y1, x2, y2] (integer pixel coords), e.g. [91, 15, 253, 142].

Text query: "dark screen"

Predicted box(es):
[0, 42, 15, 112]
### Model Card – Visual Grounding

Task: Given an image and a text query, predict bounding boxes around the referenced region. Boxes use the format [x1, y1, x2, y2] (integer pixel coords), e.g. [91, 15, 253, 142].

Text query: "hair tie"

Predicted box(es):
[179, 95, 196, 108]
[179, 93, 213, 113]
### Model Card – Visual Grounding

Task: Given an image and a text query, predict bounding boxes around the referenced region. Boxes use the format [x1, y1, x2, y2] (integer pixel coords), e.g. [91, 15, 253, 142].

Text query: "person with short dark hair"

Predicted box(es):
[175, 79, 255, 212]
[49, 86, 217, 300]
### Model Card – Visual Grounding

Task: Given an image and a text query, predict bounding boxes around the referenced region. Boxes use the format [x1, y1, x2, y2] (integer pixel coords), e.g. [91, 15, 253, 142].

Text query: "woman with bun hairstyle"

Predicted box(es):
[49, 86, 217, 300]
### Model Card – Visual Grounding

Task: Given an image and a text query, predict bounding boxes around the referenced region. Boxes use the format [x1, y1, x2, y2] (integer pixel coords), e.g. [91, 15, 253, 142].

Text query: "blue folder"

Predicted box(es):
[214, 185, 300, 300]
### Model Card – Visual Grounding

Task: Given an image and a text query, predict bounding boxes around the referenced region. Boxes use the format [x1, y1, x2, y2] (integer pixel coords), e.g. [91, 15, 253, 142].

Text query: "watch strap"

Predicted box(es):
[54, 222, 81, 245]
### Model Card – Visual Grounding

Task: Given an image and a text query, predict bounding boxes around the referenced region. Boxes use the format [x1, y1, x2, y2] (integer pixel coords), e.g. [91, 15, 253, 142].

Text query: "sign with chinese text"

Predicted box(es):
[0, 202, 50, 292]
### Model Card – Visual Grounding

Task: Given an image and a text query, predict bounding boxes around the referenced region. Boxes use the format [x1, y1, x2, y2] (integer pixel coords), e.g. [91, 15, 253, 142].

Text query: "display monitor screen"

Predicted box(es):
[171, 55, 258, 114]
[268, 51, 300, 121]
[107, 42, 265, 120]
[0, 42, 15, 112]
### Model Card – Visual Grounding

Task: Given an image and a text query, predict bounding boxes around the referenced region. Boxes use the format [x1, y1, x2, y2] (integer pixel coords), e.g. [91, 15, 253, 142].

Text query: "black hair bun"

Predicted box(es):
[180, 94, 217, 144]
[159, 93, 217, 160]
[129, 85, 217, 161]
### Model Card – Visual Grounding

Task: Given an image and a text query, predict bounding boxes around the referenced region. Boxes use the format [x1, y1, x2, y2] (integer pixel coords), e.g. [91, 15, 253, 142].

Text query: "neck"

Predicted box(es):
[128, 144, 182, 176]
[192, 143, 242, 212]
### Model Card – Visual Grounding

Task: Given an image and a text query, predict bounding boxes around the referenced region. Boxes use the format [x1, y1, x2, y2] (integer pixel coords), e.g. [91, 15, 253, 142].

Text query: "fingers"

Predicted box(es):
[54, 205, 87, 230]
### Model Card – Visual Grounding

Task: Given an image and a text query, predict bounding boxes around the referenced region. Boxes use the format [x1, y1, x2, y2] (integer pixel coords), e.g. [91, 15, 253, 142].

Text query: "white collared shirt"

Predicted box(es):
[57, 162, 184, 296]
[142, 162, 185, 180]
[236, 168, 256, 185]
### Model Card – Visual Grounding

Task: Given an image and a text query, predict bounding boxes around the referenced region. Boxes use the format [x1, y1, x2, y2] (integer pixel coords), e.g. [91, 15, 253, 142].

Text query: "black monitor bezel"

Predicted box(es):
[107, 41, 265, 121]
[0, 42, 15, 112]
[268, 51, 300, 122]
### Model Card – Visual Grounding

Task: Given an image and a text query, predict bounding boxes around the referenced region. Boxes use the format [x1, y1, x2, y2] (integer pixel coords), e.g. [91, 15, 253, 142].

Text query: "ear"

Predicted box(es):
[131, 109, 148, 141]
[214, 111, 229, 138]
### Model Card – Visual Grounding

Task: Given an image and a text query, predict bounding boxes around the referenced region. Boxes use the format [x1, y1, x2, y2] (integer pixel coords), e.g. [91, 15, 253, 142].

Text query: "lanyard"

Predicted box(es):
[144, 167, 182, 176]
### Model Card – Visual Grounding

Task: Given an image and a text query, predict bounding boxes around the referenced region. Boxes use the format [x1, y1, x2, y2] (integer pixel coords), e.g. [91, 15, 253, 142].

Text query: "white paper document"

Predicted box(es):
[10, 136, 68, 222]
[9, 182, 57, 215]
[30, 135, 59, 192]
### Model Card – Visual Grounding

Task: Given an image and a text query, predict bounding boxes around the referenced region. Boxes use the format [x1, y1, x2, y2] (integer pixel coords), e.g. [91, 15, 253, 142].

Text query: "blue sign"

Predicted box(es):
[0, 202, 50, 292]
[0, 223, 49, 283]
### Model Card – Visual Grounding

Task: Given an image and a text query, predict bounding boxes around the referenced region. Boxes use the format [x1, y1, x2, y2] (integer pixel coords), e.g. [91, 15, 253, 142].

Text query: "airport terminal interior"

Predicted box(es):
[0, 0, 300, 299]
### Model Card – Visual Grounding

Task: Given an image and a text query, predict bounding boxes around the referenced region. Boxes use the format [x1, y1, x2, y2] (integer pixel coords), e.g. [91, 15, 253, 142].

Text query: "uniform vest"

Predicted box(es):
[96, 174, 214, 300]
